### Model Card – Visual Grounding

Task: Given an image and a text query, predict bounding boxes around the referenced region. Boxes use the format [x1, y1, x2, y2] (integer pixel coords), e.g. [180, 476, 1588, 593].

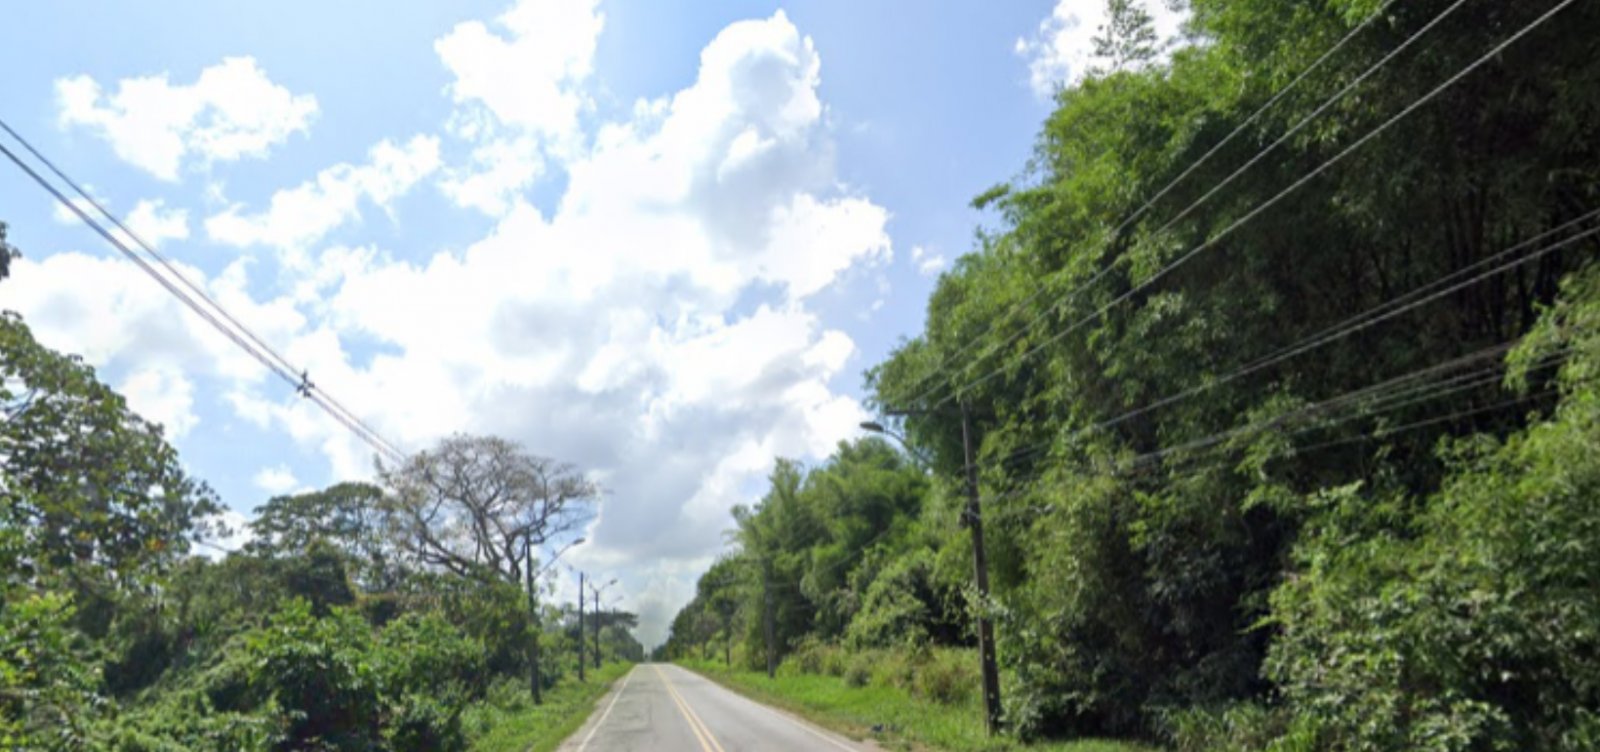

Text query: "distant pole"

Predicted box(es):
[577, 571, 586, 682]
[524, 537, 542, 705]
[961, 402, 1002, 735]
[762, 560, 776, 679]
[592, 586, 602, 670]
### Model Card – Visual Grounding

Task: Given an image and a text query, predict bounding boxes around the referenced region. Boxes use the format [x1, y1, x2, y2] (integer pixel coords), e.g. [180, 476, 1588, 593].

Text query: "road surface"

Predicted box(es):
[558, 663, 876, 751]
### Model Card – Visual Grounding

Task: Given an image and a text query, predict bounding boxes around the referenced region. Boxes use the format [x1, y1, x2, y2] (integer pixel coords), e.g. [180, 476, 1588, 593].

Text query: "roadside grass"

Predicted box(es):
[678, 657, 1155, 752]
[465, 661, 633, 752]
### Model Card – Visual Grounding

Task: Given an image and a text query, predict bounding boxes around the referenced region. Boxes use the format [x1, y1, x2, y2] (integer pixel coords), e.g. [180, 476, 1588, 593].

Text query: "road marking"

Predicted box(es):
[658, 668, 718, 752]
[576, 666, 635, 752]
[655, 665, 726, 752]
[691, 668, 860, 751]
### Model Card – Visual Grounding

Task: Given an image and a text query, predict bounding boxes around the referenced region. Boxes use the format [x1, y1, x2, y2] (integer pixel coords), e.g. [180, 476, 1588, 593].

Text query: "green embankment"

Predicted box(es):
[678, 658, 1154, 752]
[466, 661, 634, 752]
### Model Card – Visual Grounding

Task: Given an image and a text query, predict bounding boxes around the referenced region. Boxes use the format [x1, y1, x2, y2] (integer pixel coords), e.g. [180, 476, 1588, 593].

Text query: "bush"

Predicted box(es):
[385, 693, 467, 752]
[1267, 283, 1600, 751]
[912, 649, 975, 706]
[243, 600, 383, 749]
[1157, 703, 1294, 752]
[378, 611, 487, 701]
[843, 654, 873, 688]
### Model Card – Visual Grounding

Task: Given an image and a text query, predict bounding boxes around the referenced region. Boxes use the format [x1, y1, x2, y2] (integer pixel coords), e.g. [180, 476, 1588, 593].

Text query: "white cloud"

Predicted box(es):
[52, 194, 190, 252]
[439, 135, 545, 216]
[119, 366, 197, 438]
[125, 199, 191, 248]
[1016, 0, 1190, 96]
[0, 252, 270, 385]
[56, 56, 317, 180]
[204, 135, 441, 263]
[911, 244, 947, 276]
[434, 0, 602, 143]
[253, 464, 299, 495]
[14, 6, 890, 648]
[434, 0, 604, 215]
[197, 507, 255, 560]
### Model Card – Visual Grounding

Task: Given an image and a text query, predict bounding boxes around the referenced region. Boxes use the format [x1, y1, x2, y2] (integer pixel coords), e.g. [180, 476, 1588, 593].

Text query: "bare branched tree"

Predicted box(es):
[377, 434, 599, 585]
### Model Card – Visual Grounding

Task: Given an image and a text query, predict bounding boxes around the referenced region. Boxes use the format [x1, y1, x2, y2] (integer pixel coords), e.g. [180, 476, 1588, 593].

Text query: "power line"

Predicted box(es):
[0, 125, 406, 465]
[973, 212, 1597, 476]
[895, 0, 1400, 409]
[926, 0, 1582, 411]
[1062, 216, 1600, 446]
[982, 369, 1570, 524]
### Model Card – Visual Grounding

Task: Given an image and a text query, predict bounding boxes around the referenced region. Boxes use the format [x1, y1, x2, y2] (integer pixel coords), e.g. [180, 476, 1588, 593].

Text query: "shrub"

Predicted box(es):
[843, 654, 873, 688]
[243, 599, 383, 749]
[1157, 703, 1292, 752]
[913, 649, 975, 706]
[385, 693, 467, 752]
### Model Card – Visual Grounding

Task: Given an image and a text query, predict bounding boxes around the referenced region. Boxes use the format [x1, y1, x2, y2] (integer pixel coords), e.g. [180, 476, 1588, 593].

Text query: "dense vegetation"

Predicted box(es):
[0, 220, 641, 750]
[663, 0, 1600, 750]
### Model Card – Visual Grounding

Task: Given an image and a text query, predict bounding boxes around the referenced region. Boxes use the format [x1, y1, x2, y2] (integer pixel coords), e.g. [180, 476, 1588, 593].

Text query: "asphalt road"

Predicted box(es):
[557, 663, 876, 752]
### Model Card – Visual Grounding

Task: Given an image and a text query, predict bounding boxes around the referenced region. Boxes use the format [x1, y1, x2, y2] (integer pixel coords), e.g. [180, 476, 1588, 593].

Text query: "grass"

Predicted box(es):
[678, 657, 1156, 752]
[465, 661, 634, 752]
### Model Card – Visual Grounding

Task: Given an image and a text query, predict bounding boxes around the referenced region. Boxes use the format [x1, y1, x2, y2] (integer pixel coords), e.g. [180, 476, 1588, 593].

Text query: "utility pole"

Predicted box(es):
[762, 560, 776, 679]
[524, 536, 542, 705]
[592, 586, 602, 670]
[861, 404, 1002, 734]
[960, 402, 1002, 735]
[577, 571, 586, 682]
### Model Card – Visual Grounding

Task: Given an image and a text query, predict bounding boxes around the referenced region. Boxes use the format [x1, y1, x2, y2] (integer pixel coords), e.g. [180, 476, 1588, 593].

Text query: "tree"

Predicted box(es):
[377, 435, 599, 586]
[0, 311, 221, 584]
[248, 482, 398, 590]
[1091, 0, 1162, 74]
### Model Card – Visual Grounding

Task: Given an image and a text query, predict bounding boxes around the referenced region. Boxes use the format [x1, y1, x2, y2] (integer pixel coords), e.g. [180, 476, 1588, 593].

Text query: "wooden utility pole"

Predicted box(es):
[960, 402, 1002, 734]
[762, 561, 776, 679]
[585, 572, 592, 684]
[524, 537, 542, 704]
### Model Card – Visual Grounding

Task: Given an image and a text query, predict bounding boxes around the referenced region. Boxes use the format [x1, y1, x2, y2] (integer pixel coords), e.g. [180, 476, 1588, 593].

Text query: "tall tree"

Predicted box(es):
[377, 435, 599, 585]
[1091, 0, 1162, 74]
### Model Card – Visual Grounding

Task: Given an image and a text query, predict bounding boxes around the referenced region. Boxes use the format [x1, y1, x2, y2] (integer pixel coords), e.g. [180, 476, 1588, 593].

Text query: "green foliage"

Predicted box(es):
[1265, 268, 1600, 751]
[244, 600, 384, 749]
[672, 1, 1600, 749]
[0, 589, 99, 750]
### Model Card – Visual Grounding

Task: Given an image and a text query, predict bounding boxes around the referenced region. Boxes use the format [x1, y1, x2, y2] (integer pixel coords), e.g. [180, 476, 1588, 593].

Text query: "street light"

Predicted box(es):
[861, 406, 1002, 735]
[859, 421, 935, 469]
[525, 535, 585, 703]
[588, 577, 620, 670]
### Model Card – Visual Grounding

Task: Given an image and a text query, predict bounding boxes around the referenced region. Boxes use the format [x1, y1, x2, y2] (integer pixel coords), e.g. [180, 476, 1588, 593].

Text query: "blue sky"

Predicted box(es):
[0, 0, 1183, 643]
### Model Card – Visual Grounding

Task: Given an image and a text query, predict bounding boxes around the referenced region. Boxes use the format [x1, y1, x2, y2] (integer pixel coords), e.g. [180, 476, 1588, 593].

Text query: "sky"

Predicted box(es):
[0, 0, 1186, 645]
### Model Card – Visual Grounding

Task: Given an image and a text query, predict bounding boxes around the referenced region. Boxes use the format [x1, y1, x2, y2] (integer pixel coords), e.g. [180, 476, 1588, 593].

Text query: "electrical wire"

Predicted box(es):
[893, 0, 1400, 409]
[0, 127, 406, 464]
[926, 0, 1583, 411]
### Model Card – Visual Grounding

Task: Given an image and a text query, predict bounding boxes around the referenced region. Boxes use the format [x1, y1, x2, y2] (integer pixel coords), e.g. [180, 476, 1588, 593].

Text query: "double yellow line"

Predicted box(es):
[654, 665, 726, 752]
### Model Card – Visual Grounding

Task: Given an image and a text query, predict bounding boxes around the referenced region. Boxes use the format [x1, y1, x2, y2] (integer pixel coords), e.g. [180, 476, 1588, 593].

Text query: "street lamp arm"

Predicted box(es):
[858, 420, 936, 470]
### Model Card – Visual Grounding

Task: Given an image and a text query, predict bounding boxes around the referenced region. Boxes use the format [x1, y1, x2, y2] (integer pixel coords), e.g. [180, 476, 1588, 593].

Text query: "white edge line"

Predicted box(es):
[577, 665, 635, 751]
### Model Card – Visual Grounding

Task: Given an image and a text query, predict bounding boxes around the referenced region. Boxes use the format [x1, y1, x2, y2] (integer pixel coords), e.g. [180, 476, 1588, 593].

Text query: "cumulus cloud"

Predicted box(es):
[120, 366, 198, 438]
[204, 135, 441, 264]
[197, 507, 255, 559]
[1016, 0, 1190, 96]
[0, 252, 269, 385]
[911, 245, 947, 276]
[433, 0, 603, 215]
[254, 464, 299, 495]
[15, 4, 891, 648]
[56, 57, 317, 180]
[435, 0, 602, 142]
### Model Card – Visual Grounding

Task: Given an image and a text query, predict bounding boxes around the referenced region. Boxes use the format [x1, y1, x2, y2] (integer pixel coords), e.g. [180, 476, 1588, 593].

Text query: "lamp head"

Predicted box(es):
[859, 421, 886, 433]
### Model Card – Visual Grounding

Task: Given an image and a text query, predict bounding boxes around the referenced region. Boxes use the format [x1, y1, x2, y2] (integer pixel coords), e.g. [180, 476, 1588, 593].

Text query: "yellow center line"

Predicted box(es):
[654, 665, 726, 752]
